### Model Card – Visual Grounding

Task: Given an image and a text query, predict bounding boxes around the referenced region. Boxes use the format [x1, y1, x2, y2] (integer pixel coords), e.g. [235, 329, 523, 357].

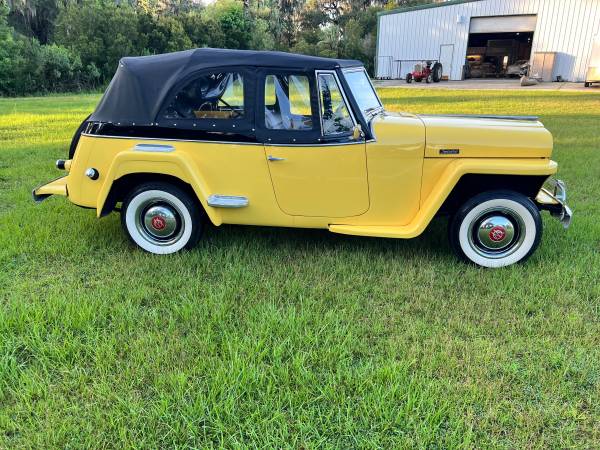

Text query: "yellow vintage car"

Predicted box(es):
[33, 48, 571, 268]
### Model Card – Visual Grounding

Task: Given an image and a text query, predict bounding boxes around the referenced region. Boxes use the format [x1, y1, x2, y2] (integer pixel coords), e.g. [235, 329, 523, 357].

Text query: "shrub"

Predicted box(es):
[53, 3, 145, 83]
[0, 28, 96, 95]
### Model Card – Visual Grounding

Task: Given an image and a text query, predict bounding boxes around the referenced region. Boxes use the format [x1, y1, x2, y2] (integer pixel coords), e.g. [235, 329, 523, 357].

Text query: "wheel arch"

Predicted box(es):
[439, 173, 549, 216]
[95, 153, 222, 225]
[100, 173, 195, 213]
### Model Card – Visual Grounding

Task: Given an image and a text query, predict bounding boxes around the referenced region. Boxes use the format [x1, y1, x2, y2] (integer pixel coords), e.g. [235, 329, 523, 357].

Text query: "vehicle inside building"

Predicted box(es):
[466, 31, 534, 78]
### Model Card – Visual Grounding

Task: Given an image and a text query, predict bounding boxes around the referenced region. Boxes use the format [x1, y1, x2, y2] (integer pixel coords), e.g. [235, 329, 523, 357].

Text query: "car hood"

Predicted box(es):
[417, 113, 554, 158]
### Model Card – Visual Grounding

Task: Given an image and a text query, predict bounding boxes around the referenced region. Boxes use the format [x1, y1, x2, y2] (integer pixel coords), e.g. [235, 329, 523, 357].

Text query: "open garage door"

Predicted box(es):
[466, 15, 537, 79]
[470, 15, 537, 34]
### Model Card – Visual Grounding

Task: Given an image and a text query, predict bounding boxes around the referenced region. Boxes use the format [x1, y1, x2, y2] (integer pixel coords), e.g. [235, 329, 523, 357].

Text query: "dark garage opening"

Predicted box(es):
[466, 32, 533, 78]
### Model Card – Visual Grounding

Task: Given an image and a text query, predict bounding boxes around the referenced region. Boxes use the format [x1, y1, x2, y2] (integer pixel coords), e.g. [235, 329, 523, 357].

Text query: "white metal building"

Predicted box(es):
[376, 0, 600, 82]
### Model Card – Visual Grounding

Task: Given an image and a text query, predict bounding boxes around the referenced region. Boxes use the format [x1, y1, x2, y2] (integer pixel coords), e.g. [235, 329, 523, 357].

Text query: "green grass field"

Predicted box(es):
[1, 89, 599, 448]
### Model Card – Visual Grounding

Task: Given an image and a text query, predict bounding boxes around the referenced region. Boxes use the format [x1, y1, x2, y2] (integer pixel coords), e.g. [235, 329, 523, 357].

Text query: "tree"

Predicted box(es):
[278, 0, 303, 47]
[339, 5, 379, 73]
[292, 0, 326, 55]
[203, 0, 252, 50]
[181, 10, 223, 48]
[138, 12, 191, 54]
[1, 0, 438, 96]
[0, 6, 93, 95]
[54, 2, 145, 82]
[6, 0, 71, 44]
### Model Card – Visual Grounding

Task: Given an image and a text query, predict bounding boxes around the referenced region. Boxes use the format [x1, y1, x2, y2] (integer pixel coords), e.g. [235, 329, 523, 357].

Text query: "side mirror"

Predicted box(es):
[352, 124, 364, 141]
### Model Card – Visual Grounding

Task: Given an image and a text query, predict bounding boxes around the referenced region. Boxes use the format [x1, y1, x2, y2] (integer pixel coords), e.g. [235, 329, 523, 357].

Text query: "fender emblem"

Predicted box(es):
[439, 149, 460, 155]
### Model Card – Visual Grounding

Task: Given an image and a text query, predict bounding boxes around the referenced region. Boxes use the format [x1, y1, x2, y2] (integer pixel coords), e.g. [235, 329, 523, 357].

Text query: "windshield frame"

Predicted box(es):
[341, 67, 384, 121]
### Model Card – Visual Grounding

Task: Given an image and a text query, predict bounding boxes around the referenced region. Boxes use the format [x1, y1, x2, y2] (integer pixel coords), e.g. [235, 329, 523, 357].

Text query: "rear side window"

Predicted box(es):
[317, 73, 353, 135]
[264, 74, 313, 130]
[162, 72, 244, 120]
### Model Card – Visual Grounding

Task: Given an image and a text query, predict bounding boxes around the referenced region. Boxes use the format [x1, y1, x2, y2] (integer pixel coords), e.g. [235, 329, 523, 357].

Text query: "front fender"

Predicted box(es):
[96, 151, 222, 225]
[330, 158, 558, 239]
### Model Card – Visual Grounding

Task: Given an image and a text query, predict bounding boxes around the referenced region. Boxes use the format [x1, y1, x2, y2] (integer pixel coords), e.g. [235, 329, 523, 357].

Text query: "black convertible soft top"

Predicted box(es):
[89, 48, 363, 125]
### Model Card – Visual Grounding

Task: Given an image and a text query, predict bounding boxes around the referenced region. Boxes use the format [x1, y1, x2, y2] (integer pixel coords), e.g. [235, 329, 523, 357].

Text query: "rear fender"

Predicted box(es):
[96, 151, 222, 225]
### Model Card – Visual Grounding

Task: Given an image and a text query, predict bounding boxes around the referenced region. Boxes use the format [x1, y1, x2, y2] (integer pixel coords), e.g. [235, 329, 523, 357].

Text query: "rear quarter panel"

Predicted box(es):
[67, 135, 292, 227]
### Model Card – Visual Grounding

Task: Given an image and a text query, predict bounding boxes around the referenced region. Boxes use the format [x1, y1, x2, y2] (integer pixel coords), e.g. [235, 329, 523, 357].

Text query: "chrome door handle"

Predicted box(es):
[267, 155, 286, 162]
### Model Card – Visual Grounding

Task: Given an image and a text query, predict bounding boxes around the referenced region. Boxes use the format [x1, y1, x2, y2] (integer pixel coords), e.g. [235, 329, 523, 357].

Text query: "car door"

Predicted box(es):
[258, 69, 369, 218]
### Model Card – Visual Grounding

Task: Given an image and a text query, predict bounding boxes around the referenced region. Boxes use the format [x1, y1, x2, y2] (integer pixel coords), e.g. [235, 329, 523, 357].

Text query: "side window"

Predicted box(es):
[264, 74, 313, 130]
[318, 73, 354, 135]
[162, 72, 244, 120]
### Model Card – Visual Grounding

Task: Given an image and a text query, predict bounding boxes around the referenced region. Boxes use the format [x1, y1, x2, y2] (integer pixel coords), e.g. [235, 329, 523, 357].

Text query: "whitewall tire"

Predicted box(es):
[121, 182, 204, 254]
[449, 191, 542, 268]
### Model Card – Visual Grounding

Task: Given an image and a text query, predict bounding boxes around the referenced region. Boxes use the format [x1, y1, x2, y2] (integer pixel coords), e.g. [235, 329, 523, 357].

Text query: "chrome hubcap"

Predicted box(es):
[468, 208, 525, 259]
[134, 198, 184, 246]
[143, 205, 178, 239]
[476, 215, 515, 250]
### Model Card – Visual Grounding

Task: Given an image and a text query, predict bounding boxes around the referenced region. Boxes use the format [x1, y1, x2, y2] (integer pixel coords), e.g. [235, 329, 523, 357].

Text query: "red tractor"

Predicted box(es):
[406, 60, 443, 83]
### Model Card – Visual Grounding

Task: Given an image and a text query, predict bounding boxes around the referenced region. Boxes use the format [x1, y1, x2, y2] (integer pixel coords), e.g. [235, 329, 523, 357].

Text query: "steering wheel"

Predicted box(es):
[218, 98, 242, 118]
[198, 101, 214, 111]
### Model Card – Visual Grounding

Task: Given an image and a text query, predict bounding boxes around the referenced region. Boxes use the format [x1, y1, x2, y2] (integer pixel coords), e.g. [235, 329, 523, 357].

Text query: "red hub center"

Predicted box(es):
[151, 216, 166, 231]
[489, 225, 507, 242]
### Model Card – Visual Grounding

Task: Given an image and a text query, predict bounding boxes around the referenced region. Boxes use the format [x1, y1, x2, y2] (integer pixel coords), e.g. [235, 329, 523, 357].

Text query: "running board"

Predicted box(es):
[329, 224, 417, 239]
[207, 194, 249, 208]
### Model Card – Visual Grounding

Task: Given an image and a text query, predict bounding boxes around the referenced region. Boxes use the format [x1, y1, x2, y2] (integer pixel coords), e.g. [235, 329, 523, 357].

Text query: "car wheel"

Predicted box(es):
[121, 182, 204, 254]
[426, 74, 433, 83]
[432, 63, 442, 82]
[585, 82, 591, 87]
[449, 190, 542, 268]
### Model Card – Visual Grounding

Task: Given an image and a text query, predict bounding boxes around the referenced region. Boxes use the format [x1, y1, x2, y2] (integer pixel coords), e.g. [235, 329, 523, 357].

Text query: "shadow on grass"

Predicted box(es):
[78, 208, 451, 263]
[202, 216, 449, 258]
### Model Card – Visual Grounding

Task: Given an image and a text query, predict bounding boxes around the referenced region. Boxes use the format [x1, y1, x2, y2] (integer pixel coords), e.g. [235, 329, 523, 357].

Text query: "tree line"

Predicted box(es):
[0, 0, 437, 96]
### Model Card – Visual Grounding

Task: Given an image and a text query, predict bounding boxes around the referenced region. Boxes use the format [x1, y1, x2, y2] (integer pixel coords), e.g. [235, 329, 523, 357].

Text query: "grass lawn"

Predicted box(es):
[1, 88, 599, 448]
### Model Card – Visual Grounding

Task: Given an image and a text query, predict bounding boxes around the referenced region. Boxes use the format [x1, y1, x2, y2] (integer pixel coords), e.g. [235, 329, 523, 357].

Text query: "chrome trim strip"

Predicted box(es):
[133, 143, 175, 152]
[207, 194, 249, 208]
[342, 67, 366, 73]
[81, 133, 263, 146]
[264, 140, 364, 147]
[82, 133, 372, 147]
[420, 114, 540, 122]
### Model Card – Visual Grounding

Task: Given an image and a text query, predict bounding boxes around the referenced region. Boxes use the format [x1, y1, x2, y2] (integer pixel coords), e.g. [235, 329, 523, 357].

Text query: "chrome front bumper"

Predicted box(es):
[535, 178, 572, 229]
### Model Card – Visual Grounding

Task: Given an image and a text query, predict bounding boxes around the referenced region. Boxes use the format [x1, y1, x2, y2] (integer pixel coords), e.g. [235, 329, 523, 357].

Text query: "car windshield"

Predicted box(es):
[343, 68, 382, 117]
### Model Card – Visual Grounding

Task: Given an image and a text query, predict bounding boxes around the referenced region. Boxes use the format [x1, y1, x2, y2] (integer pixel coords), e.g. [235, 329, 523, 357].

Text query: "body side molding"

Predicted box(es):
[207, 195, 249, 208]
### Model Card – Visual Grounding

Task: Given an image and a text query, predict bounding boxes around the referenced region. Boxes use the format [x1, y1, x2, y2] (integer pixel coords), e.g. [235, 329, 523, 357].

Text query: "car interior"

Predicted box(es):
[162, 70, 353, 137]
[264, 74, 313, 130]
[163, 72, 245, 120]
